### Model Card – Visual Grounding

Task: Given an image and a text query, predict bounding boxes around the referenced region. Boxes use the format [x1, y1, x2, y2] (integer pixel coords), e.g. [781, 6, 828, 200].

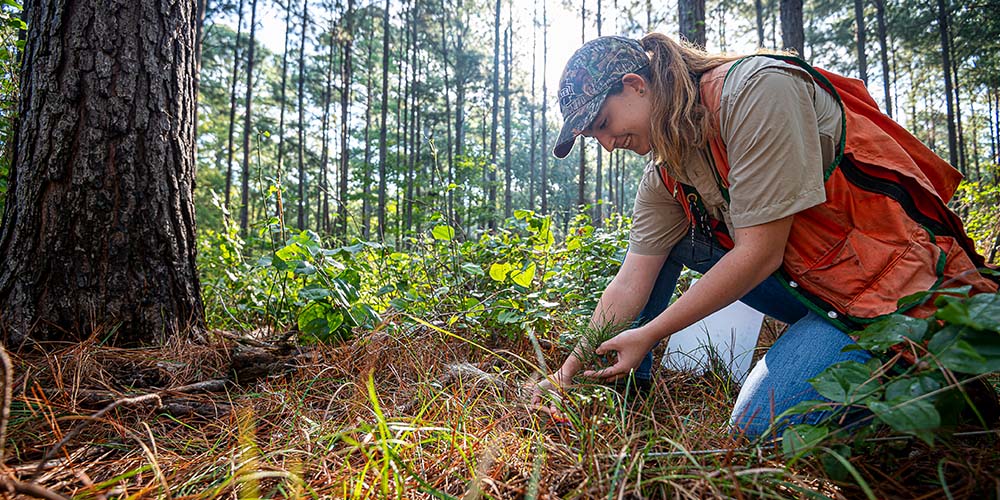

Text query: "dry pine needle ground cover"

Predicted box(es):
[1, 318, 998, 499]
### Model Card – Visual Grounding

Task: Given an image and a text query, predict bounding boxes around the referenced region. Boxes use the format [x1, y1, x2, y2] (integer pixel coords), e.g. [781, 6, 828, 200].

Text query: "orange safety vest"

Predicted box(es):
[659, 55, 997, 331]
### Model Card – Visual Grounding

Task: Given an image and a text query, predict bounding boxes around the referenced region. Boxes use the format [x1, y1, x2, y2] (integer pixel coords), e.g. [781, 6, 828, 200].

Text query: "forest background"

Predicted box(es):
[0, 0, 998, 497]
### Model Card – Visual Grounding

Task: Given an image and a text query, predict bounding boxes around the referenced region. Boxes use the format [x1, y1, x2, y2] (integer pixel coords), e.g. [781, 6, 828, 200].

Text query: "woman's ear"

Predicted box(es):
[621, 73, 647, 95]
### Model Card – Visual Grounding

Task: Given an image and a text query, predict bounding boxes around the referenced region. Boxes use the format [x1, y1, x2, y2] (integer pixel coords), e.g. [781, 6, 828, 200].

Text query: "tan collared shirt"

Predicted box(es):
[628, 57, 843, 255]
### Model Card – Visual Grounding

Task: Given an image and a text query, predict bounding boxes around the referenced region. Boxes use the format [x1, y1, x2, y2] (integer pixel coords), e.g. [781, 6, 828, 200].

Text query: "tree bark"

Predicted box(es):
[678, 0, 705, 47]
[874, 0, 891, 117]
[239, 0, 258, 233]
[854, 0, 868, 85]
[0, 0, 204, 345]
[937, 0, 958, 168]
[779, 0, 803, 56]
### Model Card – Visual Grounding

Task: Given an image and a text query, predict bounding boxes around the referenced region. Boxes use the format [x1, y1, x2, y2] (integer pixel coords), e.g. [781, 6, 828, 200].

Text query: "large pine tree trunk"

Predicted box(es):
[0, 0, 204, 345]
[678, 0, 705, 47]
[779, 0, 803, 56]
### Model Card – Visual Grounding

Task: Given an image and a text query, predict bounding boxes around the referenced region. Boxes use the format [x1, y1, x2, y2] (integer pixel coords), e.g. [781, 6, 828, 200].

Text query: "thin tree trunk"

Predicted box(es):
[239, 0, 258, 233]
[989, 87, 997, 169]
[318, 22, 335, 234]
[595, 0, 603, 226]
[755, 0, 765, 48]
[296, 0, 309, 230]
[276, 0, 293, 189]
[578, 0, 586, 212]
[779, 0, 803, 56]
[541, 0, 549, 214]
[1, 0, 204, 344]
[503, 15, 512, 219]
[854, 0, 868, 85]
[949, 30, 966, 174]
[529, 1, 537, 212]
[874, 0, 891, 117]
[338, 0, 354, 237]
[489, 0, 501, 229]
[224, 0, 245, 211]
[678, 0, 705, 47]
[439, 0, 455, 227]
[937, 0, 958, 167]
[362, 16, 373, 240]
[377, 0, 390, 239]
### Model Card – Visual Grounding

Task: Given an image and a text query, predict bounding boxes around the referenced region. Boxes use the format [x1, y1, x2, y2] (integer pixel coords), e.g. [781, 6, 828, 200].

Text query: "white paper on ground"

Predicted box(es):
[660, 296, 765, 384]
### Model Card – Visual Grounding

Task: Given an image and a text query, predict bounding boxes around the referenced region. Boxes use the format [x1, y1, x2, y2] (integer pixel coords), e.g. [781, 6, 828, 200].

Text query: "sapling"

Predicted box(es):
[562, 318, 632, 372]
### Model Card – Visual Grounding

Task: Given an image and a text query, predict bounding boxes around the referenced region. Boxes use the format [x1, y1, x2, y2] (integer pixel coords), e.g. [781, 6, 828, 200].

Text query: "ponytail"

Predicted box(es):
[640, 34, 741, 173]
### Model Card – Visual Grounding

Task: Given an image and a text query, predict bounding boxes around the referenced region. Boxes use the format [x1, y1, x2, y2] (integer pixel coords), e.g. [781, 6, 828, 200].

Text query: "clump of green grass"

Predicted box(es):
[560, 317, 633, 372]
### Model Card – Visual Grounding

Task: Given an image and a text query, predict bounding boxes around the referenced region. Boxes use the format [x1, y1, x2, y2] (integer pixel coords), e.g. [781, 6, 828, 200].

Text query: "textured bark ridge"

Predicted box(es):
[0, 0, 204, 345]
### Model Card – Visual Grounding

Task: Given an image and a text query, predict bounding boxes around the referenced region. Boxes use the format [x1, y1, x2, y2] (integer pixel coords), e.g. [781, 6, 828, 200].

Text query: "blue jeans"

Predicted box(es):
[630, 233, 871, 438]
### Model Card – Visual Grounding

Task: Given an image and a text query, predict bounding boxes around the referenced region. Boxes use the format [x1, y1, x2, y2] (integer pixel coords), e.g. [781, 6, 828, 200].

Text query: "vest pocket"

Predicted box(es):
[797, 229, 941, 319]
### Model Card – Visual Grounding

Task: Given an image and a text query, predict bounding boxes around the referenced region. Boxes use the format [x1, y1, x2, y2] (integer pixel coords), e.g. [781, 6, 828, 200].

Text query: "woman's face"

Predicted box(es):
[583, 73, 653, 155]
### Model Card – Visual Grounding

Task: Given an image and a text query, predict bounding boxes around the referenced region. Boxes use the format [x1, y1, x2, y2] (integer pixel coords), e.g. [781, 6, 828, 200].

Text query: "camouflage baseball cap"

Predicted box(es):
[553, 36, 649, 159]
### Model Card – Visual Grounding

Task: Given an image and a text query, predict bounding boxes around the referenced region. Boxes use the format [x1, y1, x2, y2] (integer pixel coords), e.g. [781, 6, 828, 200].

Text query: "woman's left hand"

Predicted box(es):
[581, 326, 659, 381]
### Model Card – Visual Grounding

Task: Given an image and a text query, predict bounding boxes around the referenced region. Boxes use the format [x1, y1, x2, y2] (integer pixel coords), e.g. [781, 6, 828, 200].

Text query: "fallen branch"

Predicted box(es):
[31, 379, 230, 479]
[1, 476, 69, 500]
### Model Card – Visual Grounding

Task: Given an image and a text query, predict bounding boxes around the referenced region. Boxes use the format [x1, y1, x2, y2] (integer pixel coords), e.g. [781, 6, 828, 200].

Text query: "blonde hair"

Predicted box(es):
[639, 34, 742, 173]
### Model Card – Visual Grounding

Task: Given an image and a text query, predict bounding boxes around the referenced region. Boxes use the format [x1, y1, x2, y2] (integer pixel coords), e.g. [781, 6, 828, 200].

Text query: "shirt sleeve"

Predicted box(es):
[720, 67, 828, 228]
[628, 164, 690, 256]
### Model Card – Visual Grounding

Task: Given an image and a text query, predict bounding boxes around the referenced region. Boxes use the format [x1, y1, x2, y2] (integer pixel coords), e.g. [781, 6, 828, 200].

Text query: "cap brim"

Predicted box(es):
[552, 93, 607, 159]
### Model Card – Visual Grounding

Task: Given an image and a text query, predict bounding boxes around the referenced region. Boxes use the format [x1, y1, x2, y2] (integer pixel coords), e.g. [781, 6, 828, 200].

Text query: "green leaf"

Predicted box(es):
[299, 286, 332, 301]
[431, 224, 455, 241]
[808, 361, 881, 404]
[934, 293, 1000, 333]
[867, 399, 940, 445]
[780, 399, 830, 417]
[514, 209, 532, 220]
[298, 302, 346, 343]
[855, 314, 930, 351]
[782, 424, 829, 460]
[926, 325, 1000, 374]
[489, 262, 514, 282]
[497, 310, 524, 324]
[460, 262, 484, 276]
[511, 262, 536, 288]
[884, 375, 942, 402]
[897, 286, 972, 309]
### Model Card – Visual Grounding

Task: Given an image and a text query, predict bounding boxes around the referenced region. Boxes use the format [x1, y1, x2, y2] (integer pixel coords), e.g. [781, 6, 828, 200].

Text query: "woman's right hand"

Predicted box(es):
[529, 370, 574, 420]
